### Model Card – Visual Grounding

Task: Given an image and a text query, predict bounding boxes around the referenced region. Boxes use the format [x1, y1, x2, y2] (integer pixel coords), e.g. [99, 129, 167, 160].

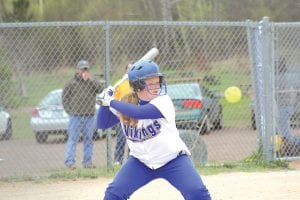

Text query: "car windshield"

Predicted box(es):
[167, 83, 202, 99]
[39, 90, 62, 107]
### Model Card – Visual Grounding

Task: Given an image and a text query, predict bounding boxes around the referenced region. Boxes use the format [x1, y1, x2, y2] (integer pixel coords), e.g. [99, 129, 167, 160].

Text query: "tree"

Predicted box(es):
[175, 0, 215, 20]
[42, 0, 85, 21]
[2, 0, 32, 22]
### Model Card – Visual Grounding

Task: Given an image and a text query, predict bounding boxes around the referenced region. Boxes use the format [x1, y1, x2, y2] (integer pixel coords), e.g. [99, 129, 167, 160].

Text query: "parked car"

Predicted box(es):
[30, 89, 100, 143]
[0, 106, 12, 140]
[167, 82, 223, 134]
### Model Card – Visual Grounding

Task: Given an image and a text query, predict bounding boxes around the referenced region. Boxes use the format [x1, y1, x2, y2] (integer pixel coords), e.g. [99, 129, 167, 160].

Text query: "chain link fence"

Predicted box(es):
[249, 18, 300, 161]
[0, 19, 299, 178]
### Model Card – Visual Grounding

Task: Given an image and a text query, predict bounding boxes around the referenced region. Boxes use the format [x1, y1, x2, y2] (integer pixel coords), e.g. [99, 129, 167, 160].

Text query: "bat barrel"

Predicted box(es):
[140, 48, 159, 61]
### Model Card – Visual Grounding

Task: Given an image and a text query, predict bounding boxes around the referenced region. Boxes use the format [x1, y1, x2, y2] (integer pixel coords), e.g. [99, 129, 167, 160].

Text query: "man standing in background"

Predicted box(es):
[62, 60, 104, 169]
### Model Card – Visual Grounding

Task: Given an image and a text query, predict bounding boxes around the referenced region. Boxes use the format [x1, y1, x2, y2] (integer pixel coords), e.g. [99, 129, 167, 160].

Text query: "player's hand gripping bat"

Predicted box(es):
[113, 47, 159, 89]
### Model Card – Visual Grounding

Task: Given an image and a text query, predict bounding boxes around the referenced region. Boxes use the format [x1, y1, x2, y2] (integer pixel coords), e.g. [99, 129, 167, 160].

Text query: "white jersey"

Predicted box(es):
[121, 95, 191, 169]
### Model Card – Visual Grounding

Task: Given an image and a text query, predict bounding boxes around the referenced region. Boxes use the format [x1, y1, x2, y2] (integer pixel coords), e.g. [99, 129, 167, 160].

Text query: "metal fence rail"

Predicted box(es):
[0, 18, 299, 178]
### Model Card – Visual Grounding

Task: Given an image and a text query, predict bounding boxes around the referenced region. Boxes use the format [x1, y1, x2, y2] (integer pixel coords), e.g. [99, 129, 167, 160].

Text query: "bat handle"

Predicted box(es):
[113, 74, 128, 89]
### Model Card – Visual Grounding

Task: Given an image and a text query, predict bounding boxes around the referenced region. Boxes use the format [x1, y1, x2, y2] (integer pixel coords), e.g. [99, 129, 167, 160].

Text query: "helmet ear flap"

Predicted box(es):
[130, 80, 146, 92]
[159, 76, 165, 85]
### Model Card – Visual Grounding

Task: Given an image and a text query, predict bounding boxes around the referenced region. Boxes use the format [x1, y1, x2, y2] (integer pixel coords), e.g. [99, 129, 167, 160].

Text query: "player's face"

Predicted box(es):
[138, 76, 161, 101]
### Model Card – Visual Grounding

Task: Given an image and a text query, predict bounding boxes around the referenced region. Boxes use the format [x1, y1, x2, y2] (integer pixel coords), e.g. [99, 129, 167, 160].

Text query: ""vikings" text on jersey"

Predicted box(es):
[123, 120, 161, 142]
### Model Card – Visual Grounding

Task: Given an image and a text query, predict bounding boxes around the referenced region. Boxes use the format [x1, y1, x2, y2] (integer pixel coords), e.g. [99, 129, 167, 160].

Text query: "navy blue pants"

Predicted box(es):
[104, 155, 211, 200]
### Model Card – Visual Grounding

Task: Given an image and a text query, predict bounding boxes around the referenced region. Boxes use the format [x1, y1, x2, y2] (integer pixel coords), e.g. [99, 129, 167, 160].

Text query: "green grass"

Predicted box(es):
[0, 158, 290, 182]
[197, 161, 289, 176]
[22, 72, 70, 107]
[221, 96, 252, 128]
[0, 145, 290, 182]
[10, 109, 33, 139]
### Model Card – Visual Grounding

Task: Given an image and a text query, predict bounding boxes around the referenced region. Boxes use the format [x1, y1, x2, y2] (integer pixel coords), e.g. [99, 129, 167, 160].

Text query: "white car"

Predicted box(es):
[0, 106, 12, 140]
[30, 89, 101, 143]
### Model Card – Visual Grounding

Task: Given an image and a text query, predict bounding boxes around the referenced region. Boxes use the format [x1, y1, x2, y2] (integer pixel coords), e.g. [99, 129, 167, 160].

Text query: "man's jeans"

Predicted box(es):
[114, 124, 126, 163]
[65, 115, 95, 167]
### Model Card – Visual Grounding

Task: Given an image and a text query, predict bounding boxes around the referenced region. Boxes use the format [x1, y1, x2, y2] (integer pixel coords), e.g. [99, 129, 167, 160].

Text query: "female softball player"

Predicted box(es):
[96, 59, 211, 200]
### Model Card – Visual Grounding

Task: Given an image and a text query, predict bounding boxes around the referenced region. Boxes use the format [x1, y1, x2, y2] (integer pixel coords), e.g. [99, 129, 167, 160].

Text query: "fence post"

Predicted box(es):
[104, 22, 113, 168]
[246, 19, 264, 155]
[260, 16, 276, 161]
[248, 17, 276, 161]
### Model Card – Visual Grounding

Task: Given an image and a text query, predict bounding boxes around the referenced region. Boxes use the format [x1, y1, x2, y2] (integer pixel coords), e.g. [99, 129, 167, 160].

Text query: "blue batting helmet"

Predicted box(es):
[128, 59, 166, 93]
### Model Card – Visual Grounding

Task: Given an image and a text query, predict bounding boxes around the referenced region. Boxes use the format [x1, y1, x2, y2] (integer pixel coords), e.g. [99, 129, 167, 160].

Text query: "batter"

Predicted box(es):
[97, 59, 211, 200]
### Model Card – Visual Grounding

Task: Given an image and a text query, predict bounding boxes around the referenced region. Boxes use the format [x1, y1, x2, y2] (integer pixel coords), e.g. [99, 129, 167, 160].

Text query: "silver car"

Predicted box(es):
[30, 89, 100, 143]
[0, 106, 12, 140]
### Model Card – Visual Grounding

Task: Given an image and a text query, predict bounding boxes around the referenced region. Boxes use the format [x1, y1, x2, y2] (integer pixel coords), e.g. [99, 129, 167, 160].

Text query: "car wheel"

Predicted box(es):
[212, 112, 223, 130]
[179, 130, 207, 165]
[3, 118, 12, 140]
[63, 131, 68, 142]
[251, 110, 256, 130]
[213, 118, 222, 130]
[213, 105, 223, 130]
[35, 132, 48, 143]
[93, 130, 100, 140]
[199, 122, 207, 135]
[199, 115, 210, 135]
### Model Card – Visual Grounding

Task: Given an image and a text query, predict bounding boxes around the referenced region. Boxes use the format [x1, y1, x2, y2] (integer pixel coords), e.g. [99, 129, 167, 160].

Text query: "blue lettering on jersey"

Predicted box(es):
[124, 125, 129, 137]
[123, 120, 162, 142]
[142, 128, 148, 137]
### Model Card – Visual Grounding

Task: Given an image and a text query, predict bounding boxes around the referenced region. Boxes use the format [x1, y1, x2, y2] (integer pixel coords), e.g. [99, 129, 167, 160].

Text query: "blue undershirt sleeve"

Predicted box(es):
[96, 106, 120, 129]
[110, 100, 164, 119]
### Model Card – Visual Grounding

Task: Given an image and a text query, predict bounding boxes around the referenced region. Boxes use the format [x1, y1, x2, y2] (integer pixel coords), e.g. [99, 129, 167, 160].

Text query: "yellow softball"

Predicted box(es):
[224, 86, 242, 103]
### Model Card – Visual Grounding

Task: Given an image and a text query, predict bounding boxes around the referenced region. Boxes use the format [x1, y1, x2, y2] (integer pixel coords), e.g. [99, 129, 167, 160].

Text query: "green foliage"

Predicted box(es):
[42, 0, 85, 21]
[1, 0, 298, 22]
[176, 0, 213, 20]
[2, 0, 33, 22]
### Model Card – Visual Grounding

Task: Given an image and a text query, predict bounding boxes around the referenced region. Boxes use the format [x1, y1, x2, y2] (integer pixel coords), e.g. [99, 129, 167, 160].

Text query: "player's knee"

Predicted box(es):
[103, 191, 125, 200]
[104, 184, 131, 200]
[185, 187, 211, 200]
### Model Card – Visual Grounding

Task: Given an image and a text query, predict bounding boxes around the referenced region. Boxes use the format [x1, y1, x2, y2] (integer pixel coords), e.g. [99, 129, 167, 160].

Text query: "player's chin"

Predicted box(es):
[149, 89, 162, 96]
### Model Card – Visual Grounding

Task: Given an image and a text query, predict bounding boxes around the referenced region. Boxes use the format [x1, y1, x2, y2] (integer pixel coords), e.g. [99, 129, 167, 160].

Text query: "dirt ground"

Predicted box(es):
[1, 161, 300, 200]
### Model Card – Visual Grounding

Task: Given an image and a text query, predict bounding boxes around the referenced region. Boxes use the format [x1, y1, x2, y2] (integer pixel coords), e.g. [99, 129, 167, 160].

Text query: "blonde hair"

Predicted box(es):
[120, 92, 139, 127]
